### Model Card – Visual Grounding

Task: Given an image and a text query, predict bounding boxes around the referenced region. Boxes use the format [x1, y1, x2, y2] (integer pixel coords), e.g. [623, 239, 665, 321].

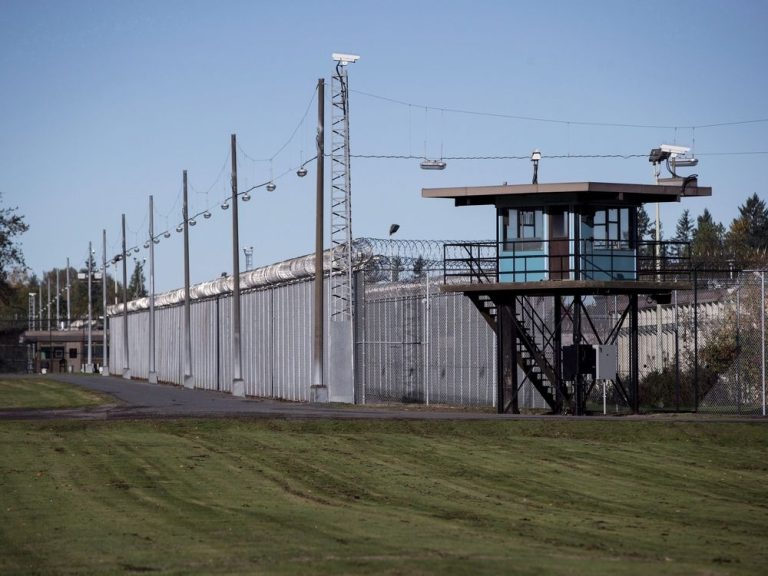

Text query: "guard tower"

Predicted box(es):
[423, 180, 712, 414]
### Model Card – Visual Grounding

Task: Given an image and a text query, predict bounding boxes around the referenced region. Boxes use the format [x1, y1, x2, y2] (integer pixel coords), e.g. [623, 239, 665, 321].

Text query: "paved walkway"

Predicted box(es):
[1, 373, 508, 421]
[1, 373, 765, 422]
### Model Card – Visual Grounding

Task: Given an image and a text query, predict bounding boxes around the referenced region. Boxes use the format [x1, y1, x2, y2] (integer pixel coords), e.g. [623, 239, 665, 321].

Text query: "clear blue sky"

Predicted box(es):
[1, 0, 766, 292]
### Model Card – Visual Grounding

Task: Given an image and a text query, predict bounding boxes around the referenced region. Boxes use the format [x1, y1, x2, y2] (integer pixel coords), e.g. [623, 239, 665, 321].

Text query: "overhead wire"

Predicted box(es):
[351, 88, 768, 131]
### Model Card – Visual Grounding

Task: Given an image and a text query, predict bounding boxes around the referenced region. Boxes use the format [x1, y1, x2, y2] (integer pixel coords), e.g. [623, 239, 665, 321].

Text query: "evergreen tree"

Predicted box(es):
[0, 195, 29, 310]
[692, 208, 726, 268]
[128, 261, 147, 299]
[636, 205, 652, 241]
[412, 256, 426, 279]
[673, 209, 694, 260]
[737, 193, 768, 250]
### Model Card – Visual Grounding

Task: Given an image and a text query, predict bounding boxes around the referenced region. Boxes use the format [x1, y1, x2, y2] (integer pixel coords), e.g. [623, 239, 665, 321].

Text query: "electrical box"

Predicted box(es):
[562, 344, 596, 380]
[593, 344, 617, 380]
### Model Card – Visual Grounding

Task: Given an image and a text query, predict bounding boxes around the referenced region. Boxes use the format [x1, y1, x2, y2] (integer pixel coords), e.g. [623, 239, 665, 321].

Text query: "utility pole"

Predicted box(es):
[86, 241, 94, 372]
[311, 77, 327, 402]
[102, 229, 109, 375]
[47, 276, 51, 332]
[148, 195, 158, 384]
[183, 170, 193, 388]
[121, 213, 130, 379]
[230, 134, 244, 396]
[66, 257, 71, 329]
[28, 292, 36, 331]
[55, 268, 60, 328]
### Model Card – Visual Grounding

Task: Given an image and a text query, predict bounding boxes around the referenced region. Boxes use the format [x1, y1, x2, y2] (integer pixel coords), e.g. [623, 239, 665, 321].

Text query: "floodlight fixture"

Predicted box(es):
[221, 201, 229, 210]
[420, 159, 447, 170]
[671, 157, 699, 168]
[531, 149, 541, 184]
[332, 53, 360, 65]
[297, 166, 308, 177]
[189, 218, 197, 226]
[163, 231, 171, 239]
[660, 144, 690, 156]
[176, 224, 183, 233]
[266, 182, 277, 192]
[203, 210, 212, 219]
[242, 192, 251, 202]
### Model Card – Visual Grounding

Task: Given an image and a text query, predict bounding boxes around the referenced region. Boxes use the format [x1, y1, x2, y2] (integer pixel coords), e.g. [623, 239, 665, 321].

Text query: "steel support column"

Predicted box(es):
[496, 298, 519, 414]
[553, 294, 564, 413]
[629, 293, 639, 413]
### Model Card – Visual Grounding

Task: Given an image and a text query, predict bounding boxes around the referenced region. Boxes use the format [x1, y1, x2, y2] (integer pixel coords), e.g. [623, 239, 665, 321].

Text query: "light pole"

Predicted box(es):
[66, 257, 71, 329]
[102, 229, 109, 376]
[230, 134, 245, 397]
[46, 276, 51, 332]
[389, 224, 400, 282]
[182, 170, 193, 388]
[121, 213, 130, 379]
[55, 268, 60, 329]
[148, 195, 158, 384]
[28, 292, 36, 331]
[311, 77, 327, 402]
[87, 242, 94, 372]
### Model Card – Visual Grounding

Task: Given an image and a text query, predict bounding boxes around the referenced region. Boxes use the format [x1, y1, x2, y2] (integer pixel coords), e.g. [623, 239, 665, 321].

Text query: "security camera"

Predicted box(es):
[332, 53, 360, 64]
[660, 144, 690, 156]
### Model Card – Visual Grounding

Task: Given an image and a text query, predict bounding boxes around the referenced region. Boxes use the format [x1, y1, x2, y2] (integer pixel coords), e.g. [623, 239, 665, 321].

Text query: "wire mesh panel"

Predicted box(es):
[355, 244, 496, 408]
[698, 272, 766, 414]
[426, 289, 496, 406]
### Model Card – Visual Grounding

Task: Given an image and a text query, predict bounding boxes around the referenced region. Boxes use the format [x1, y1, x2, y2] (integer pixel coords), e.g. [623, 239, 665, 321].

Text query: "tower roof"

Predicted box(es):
[422, 181, 711, 207]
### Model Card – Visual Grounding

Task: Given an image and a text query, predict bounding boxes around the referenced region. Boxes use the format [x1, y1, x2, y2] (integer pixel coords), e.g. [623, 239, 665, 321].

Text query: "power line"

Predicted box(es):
[238, 86, 318, 163]
[350, 151, 767, 161]
[352, 89, 768, 131]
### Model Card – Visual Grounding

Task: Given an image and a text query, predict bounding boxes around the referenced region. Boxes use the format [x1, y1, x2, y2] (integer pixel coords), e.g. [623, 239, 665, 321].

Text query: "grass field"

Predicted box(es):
[0, 377, 112, 410]
[1, 416, 766, 575]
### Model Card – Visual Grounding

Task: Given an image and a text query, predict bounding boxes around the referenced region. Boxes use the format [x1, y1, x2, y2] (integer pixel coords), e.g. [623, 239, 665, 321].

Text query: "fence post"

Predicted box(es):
[736, 279, 741, 414]
[762, 271, 765, 417]
[693, 268, 699, 412]
[674, 289, 680, 411]
[424, 272, 430, 406]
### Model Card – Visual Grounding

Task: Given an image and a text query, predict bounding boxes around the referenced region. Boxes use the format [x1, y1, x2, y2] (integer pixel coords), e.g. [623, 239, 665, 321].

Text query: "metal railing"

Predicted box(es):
[444, 240, 692, 284]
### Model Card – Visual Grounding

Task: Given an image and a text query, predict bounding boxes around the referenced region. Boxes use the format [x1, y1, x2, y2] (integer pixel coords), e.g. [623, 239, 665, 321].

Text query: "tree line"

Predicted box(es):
[0, 193, 148, 325]
[637, 192, 768, 271]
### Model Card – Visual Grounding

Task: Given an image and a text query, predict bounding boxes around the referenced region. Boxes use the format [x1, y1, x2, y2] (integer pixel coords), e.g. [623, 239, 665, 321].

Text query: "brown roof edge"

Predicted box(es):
[422, 181, 712, 200]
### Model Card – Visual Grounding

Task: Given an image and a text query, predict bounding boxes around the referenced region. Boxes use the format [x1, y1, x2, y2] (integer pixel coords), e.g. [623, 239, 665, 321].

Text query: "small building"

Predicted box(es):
[20, 329, 106, 374]
[423, 180, 711, 414]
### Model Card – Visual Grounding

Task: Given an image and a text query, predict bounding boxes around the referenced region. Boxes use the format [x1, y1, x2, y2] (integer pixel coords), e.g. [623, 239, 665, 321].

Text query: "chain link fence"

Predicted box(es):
[9, 238, 765, 416]
[356, 241, 766, 414]
[355, 239, 497, 408]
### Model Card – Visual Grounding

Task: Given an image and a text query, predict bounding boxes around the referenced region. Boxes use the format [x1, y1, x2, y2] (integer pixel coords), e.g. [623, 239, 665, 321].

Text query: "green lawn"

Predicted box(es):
[0, 418, 766, 575]
[0, 377, 113, 410]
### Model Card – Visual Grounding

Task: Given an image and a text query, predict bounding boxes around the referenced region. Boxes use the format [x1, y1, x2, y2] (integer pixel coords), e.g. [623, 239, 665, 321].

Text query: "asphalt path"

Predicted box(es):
[1, 373, 765, 423]
[0, 373, 508, 421]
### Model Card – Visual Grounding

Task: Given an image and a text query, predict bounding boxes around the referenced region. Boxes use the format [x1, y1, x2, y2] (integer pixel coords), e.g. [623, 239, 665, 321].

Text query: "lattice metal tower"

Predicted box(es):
[330, 55, 357, 321]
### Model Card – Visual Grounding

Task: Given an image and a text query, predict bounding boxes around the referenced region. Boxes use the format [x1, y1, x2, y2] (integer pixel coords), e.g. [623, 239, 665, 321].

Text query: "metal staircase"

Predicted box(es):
[468, 293, 565, 412]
